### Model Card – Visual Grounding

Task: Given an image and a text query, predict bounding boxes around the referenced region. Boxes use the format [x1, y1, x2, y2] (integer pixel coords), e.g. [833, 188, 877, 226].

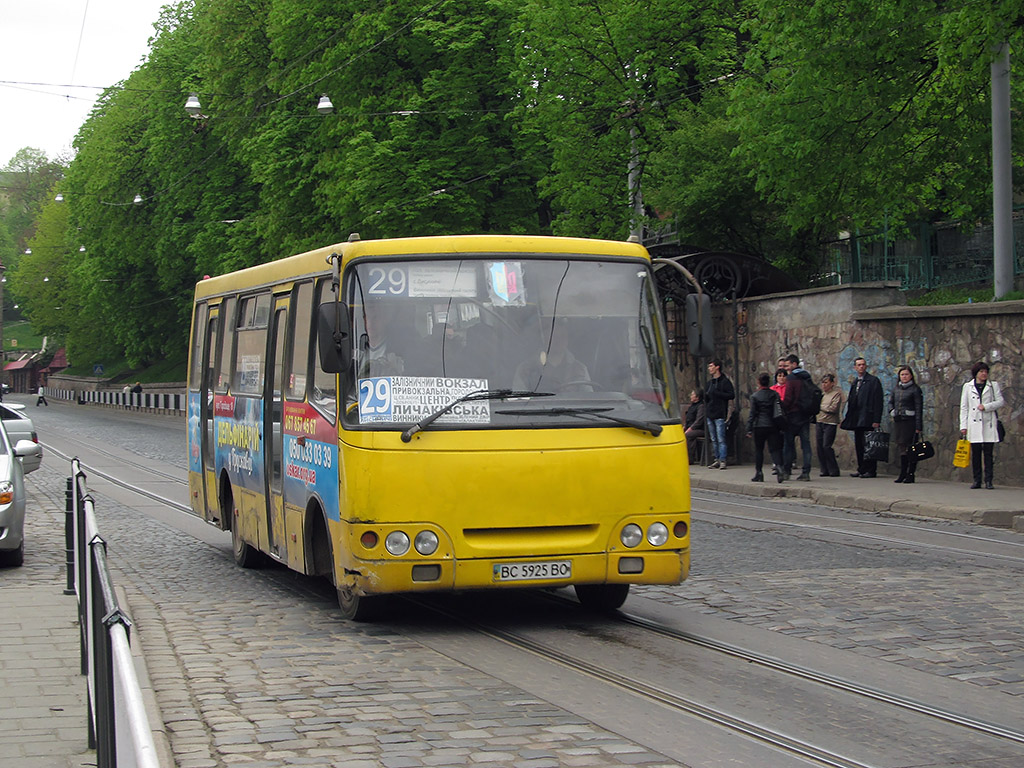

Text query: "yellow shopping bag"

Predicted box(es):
[952, 439, 970, 468]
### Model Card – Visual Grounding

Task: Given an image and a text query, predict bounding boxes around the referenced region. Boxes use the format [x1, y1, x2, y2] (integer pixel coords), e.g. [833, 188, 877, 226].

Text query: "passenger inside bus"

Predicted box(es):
[513, 317, 592, 392]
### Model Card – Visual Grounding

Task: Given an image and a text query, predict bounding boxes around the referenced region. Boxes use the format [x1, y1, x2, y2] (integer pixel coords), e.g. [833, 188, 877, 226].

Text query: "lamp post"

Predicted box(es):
[0, 263, 6, 390]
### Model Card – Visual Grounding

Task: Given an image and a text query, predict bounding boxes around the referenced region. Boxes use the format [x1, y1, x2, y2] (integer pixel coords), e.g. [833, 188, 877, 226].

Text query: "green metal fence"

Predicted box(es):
[811, 211, 1024, 291]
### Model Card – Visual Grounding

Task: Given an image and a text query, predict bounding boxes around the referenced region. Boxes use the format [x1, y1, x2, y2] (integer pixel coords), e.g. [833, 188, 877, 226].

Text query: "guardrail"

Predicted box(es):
[45, 388, 186, 415]
[68, 458, 161, 768]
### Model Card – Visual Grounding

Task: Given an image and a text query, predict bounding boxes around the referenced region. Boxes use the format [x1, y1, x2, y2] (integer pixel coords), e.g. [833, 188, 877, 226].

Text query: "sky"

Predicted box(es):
[0, 0, 169, 166]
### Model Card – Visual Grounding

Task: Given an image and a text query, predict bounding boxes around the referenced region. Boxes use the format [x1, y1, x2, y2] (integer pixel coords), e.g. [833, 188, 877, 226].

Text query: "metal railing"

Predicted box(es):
[67, 458, 161, 768]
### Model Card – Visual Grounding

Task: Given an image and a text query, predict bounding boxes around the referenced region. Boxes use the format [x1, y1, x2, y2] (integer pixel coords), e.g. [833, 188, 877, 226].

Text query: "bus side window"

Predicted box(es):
[288, 282, 314, 400]
[216, 296, 236, 392]
[311, 279, 337, 421]
[233, 294, 269, 394]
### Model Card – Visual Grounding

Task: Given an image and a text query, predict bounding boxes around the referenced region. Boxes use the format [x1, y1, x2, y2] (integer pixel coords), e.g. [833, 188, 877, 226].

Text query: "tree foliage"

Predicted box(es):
[8, 0, 1023, 370]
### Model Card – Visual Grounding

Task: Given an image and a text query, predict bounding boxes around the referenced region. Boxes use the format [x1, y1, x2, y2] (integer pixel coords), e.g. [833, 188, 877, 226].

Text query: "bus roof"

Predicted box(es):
[193, 234, 650, 300]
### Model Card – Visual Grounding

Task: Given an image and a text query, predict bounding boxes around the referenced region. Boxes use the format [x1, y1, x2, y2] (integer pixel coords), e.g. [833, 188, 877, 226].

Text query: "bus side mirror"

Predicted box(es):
[685, 293, 714, 357]
[317, 302, 351, 374]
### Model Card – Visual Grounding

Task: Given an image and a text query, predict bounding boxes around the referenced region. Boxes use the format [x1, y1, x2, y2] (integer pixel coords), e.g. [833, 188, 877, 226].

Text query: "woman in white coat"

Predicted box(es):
[959, 361, 1005, 489]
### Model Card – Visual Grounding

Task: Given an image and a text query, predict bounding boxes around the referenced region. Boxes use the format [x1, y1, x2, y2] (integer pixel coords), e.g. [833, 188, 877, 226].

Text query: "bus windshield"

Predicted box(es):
[342, 256, 679, 430]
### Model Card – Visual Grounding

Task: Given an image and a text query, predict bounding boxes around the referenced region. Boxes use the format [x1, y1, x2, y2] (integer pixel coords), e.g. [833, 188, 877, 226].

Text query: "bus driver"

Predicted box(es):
[355, 301, 405, 378]
[513, 317, 591, 392]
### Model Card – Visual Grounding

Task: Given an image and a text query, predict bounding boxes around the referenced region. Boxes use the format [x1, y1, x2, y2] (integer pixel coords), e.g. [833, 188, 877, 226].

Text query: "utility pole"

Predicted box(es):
[991, 42, 1013, 299]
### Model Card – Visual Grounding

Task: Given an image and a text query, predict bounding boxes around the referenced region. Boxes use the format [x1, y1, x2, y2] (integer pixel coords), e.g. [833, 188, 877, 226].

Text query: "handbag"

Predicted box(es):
[997, 419, 1005, 443]
[952, 439, 970, 468]
[863, 429, 890, 462]
[909, 440, 935, 461]
[771, 398, 788, 431]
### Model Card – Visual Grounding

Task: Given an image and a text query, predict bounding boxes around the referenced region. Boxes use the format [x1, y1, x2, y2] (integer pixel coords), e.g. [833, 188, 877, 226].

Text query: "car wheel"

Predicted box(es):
[0, 542, 25, 567]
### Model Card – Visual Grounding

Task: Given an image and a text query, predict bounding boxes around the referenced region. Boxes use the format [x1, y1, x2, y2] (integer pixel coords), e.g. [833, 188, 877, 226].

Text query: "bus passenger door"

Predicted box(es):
[264, 301, 288, 559]
[201, 311, 220, 524]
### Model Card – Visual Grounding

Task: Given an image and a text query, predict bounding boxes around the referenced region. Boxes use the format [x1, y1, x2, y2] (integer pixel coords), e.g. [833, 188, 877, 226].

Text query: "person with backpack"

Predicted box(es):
[781, 353, 818, 481]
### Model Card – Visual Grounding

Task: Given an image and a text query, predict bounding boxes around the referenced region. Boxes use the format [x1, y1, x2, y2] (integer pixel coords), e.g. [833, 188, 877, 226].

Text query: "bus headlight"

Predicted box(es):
[385, 531, 410, 556]
[620, 524, 643, 548]
[414, 530, 439, 556]
[647, 522, 669, 546]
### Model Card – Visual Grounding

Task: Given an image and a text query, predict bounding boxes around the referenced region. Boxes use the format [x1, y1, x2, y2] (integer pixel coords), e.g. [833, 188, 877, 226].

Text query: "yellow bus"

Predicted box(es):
[187, 234, 690, 619]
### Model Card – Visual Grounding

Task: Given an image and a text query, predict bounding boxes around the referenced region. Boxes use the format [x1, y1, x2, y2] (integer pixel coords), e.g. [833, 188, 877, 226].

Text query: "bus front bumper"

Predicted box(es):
[345, 548, 690, 597]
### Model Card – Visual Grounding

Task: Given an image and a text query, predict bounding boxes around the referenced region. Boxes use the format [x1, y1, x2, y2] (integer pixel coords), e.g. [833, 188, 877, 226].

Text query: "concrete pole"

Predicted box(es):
[628, 126, 644, 242]
[991, 42, 1013, 299]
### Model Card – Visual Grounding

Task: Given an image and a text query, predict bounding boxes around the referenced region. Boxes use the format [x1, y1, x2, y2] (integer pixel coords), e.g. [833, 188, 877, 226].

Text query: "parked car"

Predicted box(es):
[0, 416, 44, 566]
[0, 403, 42, 474]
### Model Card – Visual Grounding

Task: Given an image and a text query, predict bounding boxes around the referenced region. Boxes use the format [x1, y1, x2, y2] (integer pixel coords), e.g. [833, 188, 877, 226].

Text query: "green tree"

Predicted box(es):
[731, 0, 1024, 234]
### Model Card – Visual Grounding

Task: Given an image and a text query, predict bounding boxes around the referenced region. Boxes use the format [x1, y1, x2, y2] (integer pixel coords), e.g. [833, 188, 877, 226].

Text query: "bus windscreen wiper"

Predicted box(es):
[401, 389, 554, 442]
[495, 406, 663, 437]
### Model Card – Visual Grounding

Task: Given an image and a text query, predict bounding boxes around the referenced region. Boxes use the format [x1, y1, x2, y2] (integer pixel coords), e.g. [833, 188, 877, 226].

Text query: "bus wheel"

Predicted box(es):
[224, 487, 262, 568]
[574, 583, 629, 611]
[337, 584, 385, 622]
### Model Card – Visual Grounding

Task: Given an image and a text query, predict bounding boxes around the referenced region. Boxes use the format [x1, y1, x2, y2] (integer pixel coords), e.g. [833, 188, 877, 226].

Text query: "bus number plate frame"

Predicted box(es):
[493, 560, 572, 582]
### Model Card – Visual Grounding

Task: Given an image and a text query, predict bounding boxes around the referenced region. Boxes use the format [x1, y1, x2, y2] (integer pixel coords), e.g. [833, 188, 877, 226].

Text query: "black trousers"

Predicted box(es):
[853, 428, 877, 476]
[752, 428, 784, 474]
[970, 442, 995, 484]
[816, 422, 839, 476]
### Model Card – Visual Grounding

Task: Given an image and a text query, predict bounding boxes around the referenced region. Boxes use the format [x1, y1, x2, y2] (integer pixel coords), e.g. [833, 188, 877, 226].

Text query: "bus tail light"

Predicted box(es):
[673, 520, 689, 538]
[360, 531, 378, 549]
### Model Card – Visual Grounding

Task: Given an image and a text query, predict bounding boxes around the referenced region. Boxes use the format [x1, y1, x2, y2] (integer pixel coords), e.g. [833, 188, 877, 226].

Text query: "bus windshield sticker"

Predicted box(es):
[486, 262, 526, 306]
[366, 264, 477, 298]
[358, 376, 490, 425]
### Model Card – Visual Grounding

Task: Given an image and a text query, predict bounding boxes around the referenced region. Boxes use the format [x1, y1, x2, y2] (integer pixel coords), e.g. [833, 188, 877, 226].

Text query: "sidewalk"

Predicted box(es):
[690, 462, 1024, 531]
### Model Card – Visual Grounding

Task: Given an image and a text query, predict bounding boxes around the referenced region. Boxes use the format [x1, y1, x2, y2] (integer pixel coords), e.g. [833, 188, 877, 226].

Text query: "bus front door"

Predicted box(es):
[263, 301, 288, 559]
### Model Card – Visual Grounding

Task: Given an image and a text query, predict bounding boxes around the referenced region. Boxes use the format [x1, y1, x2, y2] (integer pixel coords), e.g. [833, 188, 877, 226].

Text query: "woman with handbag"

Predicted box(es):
[889, 366, 924, 483]
[746, 372, 787, 483]
[959, 361, 1005, 489]
[815, 374, 842, 477]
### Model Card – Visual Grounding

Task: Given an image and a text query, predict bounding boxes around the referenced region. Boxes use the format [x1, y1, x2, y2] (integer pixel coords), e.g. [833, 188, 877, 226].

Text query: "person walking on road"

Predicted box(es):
[840, 357, 884, 477]
[780, 354, 814, 481]
[815, 373, 842, 477]
[889, 365, 924, 483]
[36, 385, 48, 406]
[747, 372, 786, 483]
[959, 361, 1005, 490]
[705, 359, 735, 469]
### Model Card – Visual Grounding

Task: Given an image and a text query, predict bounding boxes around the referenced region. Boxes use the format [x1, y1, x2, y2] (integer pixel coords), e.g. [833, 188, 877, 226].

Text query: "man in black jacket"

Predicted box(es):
[781, 354, 814, 481]
[705, 359, 735, 469]
[840, 357, 884, 477]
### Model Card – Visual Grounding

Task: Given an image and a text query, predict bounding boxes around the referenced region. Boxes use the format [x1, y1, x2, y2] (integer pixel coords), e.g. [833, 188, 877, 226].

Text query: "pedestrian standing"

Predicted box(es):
[889, 366, 924, 483]
[746, 372, 786, 483]
[959, 361, 1004, 489]
[780, 354, 814, 481]
[840, 357, 884, 477]
[704, 359, 735, 469]
[683, 388, 706, 464]
[815, 373, 842, 477]
[36, 385, 48, 406]
[770, 368, 787, 398]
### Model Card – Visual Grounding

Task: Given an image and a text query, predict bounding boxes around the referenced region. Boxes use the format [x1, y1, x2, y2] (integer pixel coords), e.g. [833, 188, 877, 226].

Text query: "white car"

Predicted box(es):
[0, 416, 44, 566]
[0, 403, 41, 474]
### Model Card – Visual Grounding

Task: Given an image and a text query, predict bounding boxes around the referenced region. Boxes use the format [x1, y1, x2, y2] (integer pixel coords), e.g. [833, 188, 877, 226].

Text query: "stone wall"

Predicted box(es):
[677, 284, 1024, 485]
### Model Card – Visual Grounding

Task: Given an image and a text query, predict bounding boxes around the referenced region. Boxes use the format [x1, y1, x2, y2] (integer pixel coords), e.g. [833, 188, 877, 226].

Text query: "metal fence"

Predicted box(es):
[44, 388, 186, 414]
[67, 459, 161, 768]
[810, 211, 1024, 291]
